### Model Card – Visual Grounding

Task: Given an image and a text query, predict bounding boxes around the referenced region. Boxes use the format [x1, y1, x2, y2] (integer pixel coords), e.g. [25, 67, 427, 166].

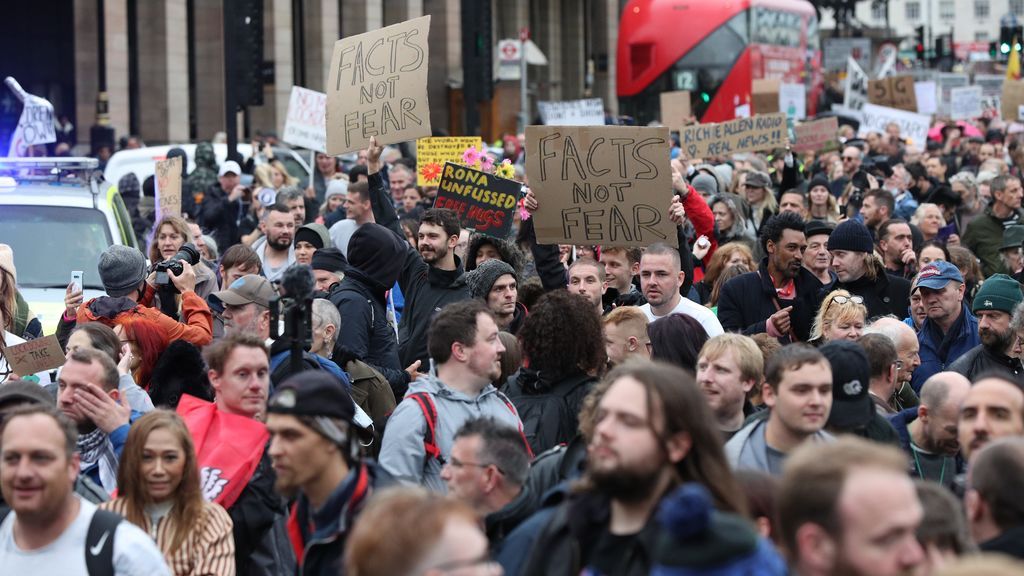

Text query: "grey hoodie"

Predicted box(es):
[379, 373, 523, 493]
[724, 417, 834, 475]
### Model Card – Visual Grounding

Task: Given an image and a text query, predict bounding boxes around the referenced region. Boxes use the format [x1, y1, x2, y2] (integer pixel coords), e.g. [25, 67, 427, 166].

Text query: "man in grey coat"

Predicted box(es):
[725, 344, 835, 475]
[379, 300, 524, 493]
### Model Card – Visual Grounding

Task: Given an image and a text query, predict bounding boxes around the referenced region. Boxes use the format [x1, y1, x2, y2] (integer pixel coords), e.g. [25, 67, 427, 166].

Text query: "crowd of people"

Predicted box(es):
[3, 109, 1024, 576]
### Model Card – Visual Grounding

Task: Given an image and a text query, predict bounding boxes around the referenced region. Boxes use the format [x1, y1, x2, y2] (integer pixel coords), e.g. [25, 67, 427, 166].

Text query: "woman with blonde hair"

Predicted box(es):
[806, 176, 840, 223]
[809, 289, 867, 345]
[270, 159, 298, 189]
[149, 215, 217, 299]
[101, 410, 235, 575]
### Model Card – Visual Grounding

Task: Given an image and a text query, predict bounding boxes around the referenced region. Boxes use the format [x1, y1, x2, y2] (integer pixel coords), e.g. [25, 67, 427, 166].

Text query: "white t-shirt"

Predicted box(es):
[0, 498, 170, 575]
[640, 297, 725, 337]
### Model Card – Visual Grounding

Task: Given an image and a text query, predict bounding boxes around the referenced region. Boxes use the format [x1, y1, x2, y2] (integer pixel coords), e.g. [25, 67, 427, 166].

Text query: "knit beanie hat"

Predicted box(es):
[295, 223, 330, 250]
[98, 245, 148, 297]
[651, 484, 787, 576]
[828, 219, 874, 253]
[973, 274, 1024, 315]
[690, 172, 719, 197]
[325, 179, 349, 201]
[0, 244, 15, 282]
[465, 259, 516, 299]
[807, 174, 830, 192]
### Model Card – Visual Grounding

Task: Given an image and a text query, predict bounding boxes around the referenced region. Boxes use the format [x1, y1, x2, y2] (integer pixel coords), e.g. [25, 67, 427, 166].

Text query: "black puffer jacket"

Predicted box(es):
[717, 258, 828, 343]
[948, 344, 1024, 384]
[834, 259, 911, 320]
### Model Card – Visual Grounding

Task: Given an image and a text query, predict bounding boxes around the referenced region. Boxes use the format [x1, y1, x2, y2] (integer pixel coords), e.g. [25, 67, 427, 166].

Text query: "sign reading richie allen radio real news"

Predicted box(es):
[434, 162, 520, 238]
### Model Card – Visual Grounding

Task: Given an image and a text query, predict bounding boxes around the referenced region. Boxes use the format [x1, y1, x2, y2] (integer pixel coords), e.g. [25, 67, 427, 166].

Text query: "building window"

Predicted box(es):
[975, 0, 990, 18]
[906, 1, 920, 20]
[1013, 0, 1024, 16]
[939, 0, 955, 20]
[872, 2, 886, 20]
[976, 31, 990, 41]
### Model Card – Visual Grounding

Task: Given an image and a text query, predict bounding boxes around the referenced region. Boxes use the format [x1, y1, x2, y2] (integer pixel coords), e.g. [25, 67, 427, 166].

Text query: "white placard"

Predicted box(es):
[858, 103, 931, 146]
[282, 86, 327, 152]
[780, 83, 806, 119]
[844, 56, 869, 111]
[537, 98, 605, 126]
[914, 81, 938, 115]
[1018, 105, 1024, 121]
[950, 86, 983, 120]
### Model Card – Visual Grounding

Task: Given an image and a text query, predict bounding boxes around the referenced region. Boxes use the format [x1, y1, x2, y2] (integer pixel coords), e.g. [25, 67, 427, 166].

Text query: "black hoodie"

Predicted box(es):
[328, 223, 408, 397]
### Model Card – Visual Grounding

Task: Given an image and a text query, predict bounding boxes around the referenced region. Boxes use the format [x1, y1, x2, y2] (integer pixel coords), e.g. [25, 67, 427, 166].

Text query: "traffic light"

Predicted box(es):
[1000, 25, 1023, 58]
[233, 0, 264, 107]
[915, 26, 925, 62]
[992, 41, 999, 59]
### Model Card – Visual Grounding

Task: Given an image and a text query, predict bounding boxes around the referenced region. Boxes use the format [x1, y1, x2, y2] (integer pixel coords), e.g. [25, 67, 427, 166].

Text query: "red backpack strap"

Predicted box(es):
[408, 392, 443, 463]
[286, 503, 304, 567]
[498, 394, 534, 459]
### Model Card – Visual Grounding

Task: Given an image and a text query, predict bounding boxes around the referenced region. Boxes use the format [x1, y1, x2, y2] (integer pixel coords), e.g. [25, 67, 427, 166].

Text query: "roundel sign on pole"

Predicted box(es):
[499, 39, 521, 63]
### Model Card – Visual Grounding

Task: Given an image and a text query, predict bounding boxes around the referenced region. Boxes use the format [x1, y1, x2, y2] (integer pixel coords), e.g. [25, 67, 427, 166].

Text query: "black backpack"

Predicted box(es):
[0, 507, 121, 576]
[507, 373, 595, 456]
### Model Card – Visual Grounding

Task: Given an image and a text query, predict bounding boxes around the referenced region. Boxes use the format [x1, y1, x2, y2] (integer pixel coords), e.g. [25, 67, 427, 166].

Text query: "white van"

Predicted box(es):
[103, 144, 313, 186]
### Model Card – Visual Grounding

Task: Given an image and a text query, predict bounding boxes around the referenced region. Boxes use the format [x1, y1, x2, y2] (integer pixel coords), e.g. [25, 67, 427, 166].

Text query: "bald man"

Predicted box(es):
[888, 371, 970, 490]
[959, 375, 1024, 463]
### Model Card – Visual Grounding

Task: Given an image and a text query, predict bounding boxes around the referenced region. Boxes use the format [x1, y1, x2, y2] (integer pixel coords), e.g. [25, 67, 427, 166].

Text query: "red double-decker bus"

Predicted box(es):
[617, 0, 823, 124]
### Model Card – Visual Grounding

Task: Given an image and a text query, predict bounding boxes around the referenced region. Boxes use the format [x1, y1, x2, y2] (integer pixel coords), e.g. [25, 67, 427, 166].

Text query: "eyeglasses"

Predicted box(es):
[446, 456, 504, 475]
[825, 294, 864, 316]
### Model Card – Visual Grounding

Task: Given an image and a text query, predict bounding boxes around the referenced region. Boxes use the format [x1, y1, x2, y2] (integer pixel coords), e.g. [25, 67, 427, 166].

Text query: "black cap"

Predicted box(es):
[821, 340, 873, 431]
[804, 220, 835, 239]
[268, 372, 356, 444]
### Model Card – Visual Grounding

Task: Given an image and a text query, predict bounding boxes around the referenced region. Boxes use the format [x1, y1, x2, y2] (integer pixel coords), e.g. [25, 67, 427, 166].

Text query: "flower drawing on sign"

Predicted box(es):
[419, 162, 443, 183]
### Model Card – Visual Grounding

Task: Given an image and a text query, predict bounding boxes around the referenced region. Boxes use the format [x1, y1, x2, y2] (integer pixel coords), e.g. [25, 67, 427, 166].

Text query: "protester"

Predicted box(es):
[914, 479, 972, 573]
[820, 339, 901, 446]
[948, 274, 1024, 383]
[802, 219, 834, 285]
[149, 216, 218, 299]
[465, 258, 526, 334]
[861, 333, 900, 415]
[877, 218, 918, 278]
[647, 313, 709, 372]
[965, 438, 1024, 558]
[293, 222, 330, 266]
[913, 261, 981, 391]
[252, 203, 296, 282]
[725, 344, 834, 474]
[963, 175, 1024, 277]
[602, 306, 651, 366]
[958, 375, 1024, 463]
[100, 410, 235, 575]
[638, 243, 723, 335]
[0, 405, 171, 573]
[696, 334, 763, 439]
[809, 289, 867, 345]
[265, 371, 390, 574]
[518, 360, 746, 575]
[777, 436, 924, 576]
[830, 218, 911, 318]
[379, 300, 524, 492]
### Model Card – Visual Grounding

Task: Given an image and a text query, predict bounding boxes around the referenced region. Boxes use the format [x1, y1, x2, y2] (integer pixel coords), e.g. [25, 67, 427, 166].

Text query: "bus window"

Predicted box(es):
[751, 7, 803, 48]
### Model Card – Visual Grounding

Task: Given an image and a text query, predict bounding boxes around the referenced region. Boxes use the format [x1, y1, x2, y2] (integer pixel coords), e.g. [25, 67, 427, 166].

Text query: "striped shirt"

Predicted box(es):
[101, 498, 236, 576]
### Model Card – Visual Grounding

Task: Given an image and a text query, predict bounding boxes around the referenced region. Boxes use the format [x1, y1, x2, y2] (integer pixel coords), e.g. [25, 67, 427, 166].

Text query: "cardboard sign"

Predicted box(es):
[678, 113, 789, 158]
[3, 335, 65, 376]
[792, 117, 839, 153]
[915, 81, 938, 115]
[858, 103, 931, 146]
[659, 91, 692, 132]
[780, 83, 806, 119]
[155, 156, 183, 218]
[752, 79, 780, 114]
[326, 15, 432, 155]
[434, 162, 519, 237]
[283, 86, 327, 152]
[868, 76, 917, 111]
[1002, 81, 1024, 121]
[525, 126, 677, 248]
[415, 137, 483, 186]
[950, 86, 983, 120]
[5, 78, 57, 157]
[844, 56, 869, 111]
[537, 98, 605, 126]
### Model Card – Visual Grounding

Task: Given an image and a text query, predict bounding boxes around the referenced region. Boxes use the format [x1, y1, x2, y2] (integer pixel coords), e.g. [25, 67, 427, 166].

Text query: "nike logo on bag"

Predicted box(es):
[90, 531, 110, 556]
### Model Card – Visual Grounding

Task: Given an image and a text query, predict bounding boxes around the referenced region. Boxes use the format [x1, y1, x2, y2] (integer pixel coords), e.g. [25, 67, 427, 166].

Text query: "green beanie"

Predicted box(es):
[973, 274, 1024, 315]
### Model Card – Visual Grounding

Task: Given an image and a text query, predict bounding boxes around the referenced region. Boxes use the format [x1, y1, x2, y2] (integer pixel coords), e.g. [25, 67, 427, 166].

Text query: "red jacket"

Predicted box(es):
[77, 284, 213, 346]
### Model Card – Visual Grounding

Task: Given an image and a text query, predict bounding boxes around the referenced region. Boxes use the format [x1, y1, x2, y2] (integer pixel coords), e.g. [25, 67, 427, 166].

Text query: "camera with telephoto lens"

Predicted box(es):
[153, 243, 200, 289]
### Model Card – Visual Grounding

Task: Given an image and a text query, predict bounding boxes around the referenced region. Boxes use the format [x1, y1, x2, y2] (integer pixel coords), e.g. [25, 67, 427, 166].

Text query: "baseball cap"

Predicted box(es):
[218, 160, 241, 177]
[267, 371, 356, 444]
[211, 274, 276, 308]
[914, 261, 964, 292]
[821, 340, 873, 431]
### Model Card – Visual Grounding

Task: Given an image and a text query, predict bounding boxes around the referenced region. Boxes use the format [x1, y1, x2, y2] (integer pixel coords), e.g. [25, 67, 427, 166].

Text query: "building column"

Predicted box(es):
[340, 0, 383, 39]
[532, 0, 562, 102]
[136, 0, 189, 142]
[74, 0, 130, 145]
[384, 0, 424, 26]
[192, 0, 225, 140]
[592, 0, 619, 115]
[302, 0, 339, 92]
[421, 0, 458, 134]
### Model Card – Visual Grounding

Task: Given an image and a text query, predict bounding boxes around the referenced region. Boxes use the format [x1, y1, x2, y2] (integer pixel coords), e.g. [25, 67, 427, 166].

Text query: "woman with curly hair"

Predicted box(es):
[504, 290, 606, 455]
[101, 410, 235, 575]
[809, 289, 867, 345]
[693, 242, 754, 305]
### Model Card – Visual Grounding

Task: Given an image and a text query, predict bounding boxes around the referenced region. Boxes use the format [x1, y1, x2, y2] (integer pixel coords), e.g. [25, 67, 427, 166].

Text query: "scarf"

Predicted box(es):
[78, 427, 118, 494]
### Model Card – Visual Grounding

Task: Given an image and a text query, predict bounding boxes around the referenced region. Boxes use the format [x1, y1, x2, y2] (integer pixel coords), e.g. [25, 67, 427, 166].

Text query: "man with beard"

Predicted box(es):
[964, 175, 1024, 278]
[878, 218, 918, 279]
[726, 344, 834, 475]
[379, 301, 524, 493]
[829, 218, 912, 319]
[958, 375, 1024, 463]
[719, 212, 826, 343]
[802, 220, 834, 285]
[777, 437, 925, 576]
[888, 372, 970, 491]
[465, 258, 526, 334]
[254, 202, 296, 283]
[949, 275, 1024, 383]
[638, 244, 723, 336]
[860, 188, 895, 239]
[519, 361, 748, 576]
[265, 371, 391, 574]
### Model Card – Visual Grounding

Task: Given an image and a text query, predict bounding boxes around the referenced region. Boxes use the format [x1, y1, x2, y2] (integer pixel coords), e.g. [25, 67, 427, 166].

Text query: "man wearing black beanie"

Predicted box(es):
[830, 219, 911, 318]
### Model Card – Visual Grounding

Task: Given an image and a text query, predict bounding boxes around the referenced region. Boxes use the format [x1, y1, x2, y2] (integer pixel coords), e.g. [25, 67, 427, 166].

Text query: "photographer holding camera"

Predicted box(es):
[69, 244, 213, 347]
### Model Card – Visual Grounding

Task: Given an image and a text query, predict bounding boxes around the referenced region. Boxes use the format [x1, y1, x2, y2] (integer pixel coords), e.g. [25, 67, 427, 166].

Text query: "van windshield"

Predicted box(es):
[0, 206, 112, 289]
